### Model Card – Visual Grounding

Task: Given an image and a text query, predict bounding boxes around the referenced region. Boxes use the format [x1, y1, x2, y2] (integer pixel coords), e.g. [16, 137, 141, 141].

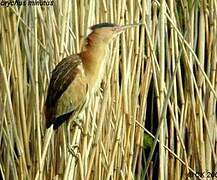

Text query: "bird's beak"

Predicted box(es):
[114, 23, 143, 33]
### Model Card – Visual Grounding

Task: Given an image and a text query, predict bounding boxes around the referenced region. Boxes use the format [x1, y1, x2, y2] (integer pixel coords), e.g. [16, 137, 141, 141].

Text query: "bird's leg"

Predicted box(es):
[67, 114, 84, 159]
[66, 121, 71, 144]
[65, 123, 79, 160]
[66, 115, 83, 144]
[67, 144, 79, 160]
[70, 114, 84, 134]
[72, 118, 83, 131]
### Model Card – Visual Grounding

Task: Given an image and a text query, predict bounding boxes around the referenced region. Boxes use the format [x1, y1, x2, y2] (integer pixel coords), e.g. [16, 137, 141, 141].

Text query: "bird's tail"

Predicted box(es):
[53, 111, 73, 130]
[44, 105, 55, 129]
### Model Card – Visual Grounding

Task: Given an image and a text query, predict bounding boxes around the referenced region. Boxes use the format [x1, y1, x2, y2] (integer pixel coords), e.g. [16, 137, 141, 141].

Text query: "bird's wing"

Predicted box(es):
[44, 54, 87, 128]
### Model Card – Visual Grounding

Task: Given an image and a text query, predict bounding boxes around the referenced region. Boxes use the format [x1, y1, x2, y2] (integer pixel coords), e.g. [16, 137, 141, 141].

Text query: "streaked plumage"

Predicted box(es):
[44, 23, 133, 130]
[45, 55, 87, 129]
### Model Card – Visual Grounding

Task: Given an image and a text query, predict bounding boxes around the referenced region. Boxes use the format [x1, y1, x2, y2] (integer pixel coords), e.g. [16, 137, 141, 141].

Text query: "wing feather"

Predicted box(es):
[44, 55, 84, 128]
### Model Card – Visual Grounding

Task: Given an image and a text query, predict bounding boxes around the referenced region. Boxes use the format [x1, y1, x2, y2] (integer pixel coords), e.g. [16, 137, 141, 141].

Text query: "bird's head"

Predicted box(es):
[89, 23, 134, 44]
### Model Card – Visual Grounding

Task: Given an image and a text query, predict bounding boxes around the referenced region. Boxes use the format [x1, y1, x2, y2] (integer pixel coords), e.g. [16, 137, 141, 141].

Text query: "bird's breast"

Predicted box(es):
[81, 47, 110, 93]
[93, 47, 110, 92]
[90, 47, 110, 93]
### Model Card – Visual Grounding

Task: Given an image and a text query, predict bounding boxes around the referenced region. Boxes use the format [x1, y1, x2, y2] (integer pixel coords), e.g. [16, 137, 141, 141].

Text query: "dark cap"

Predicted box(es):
[90, 23, 117, 30]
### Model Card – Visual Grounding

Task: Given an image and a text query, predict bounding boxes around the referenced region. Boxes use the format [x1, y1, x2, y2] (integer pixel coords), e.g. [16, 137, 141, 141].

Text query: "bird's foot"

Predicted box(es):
[67, 144, 79, 160]
[71, 118, 84, 133]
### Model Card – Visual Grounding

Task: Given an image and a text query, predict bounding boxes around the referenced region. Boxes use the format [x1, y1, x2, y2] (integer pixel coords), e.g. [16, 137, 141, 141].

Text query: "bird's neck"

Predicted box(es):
[80, 34, 110, 89]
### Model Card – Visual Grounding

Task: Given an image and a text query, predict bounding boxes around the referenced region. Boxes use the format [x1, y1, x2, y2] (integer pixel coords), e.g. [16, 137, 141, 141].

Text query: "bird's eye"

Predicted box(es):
[112, 27, 117, 32]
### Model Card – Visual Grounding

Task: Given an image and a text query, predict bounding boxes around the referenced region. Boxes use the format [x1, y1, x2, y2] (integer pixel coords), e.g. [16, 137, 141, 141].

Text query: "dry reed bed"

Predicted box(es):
[0, 0, 216, 179]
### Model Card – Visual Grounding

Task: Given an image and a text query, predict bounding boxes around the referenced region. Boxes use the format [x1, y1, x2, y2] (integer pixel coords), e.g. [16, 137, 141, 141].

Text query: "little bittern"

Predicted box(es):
[45, 23, 136, 130]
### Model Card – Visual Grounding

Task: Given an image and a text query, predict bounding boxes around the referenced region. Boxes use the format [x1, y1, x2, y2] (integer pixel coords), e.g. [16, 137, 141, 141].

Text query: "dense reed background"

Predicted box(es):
[0, 0, 217, 179]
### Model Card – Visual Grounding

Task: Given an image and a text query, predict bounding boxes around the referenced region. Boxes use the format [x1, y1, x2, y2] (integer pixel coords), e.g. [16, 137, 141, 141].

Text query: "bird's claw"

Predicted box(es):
[67, 144, 79, 160]
[71, 118, 84, 133]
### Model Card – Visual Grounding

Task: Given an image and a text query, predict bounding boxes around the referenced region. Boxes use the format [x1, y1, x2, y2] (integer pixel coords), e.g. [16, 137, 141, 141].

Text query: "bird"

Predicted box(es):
[44, 23, 137, 130]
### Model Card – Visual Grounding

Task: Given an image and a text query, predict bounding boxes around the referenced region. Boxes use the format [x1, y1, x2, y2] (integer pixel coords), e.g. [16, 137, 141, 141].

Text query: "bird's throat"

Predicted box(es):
[80, 44, 109, 91]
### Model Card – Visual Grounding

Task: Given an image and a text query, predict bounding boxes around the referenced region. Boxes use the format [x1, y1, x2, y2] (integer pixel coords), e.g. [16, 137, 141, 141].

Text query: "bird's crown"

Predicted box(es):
[90, 23, 117, 30]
